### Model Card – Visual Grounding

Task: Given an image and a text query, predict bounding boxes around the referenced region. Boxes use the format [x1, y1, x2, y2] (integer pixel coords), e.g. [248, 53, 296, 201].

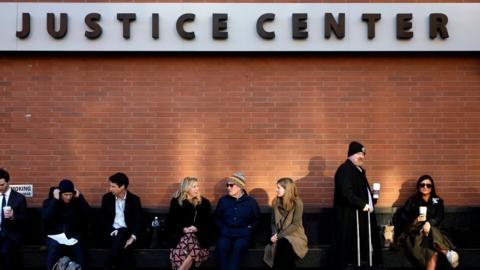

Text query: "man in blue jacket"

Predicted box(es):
[215, 172, 260, 270]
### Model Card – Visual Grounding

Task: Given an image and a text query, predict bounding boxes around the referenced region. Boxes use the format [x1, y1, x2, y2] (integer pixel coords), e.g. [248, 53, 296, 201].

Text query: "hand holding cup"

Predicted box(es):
[418, 206, 427, 222]
[3, 206, 13, 219]
[372, 183, 381, 199]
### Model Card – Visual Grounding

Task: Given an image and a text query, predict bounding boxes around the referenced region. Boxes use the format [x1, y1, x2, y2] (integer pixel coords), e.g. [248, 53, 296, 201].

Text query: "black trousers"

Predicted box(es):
[0, 233, 21, 270]
[273, 238, 296, 270]
[46, 237, 87, 270]
[106, 228, 135, 270]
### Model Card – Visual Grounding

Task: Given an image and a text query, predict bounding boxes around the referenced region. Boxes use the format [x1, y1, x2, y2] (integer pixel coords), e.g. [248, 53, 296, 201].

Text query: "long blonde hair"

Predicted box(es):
[273, 177, 299, 212]
[173, 176, 202, 206]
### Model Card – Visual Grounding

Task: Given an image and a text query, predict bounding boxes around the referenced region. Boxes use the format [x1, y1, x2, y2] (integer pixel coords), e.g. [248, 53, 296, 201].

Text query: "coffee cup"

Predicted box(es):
[3, 206, 12, 217]
[419, 206, 427, 221]
[372, 183, 381, 199]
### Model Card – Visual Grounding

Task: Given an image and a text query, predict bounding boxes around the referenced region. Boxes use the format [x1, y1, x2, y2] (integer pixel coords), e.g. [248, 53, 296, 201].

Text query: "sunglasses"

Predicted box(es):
[419, 183, 432, 188]
[226, 183, 236, 188]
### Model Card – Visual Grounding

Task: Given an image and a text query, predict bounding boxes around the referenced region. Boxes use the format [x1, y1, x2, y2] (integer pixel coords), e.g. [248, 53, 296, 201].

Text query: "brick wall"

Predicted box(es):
[1, 53, 479, 208]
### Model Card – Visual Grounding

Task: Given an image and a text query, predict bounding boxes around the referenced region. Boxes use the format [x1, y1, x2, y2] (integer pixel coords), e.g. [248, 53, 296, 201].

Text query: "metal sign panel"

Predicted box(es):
[0, 3, 479, 51]
[10, 184, 34, 198]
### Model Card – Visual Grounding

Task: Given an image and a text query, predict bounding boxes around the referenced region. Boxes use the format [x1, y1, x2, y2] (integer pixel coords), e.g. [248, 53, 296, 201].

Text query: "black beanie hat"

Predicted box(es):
[58, 179, 75, 193]
[348, 141, 366, 157]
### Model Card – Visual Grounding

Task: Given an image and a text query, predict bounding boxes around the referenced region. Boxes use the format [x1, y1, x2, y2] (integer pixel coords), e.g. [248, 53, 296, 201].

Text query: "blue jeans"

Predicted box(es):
[216, 236, 250, 270]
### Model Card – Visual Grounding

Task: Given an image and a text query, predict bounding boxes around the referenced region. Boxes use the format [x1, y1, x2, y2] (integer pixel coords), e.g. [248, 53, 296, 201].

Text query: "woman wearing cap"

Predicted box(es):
[269, 178, 308, 269]
[393, 175, 459, 269]
[215, 172, 260, 270]
[166, 177, 213, 270]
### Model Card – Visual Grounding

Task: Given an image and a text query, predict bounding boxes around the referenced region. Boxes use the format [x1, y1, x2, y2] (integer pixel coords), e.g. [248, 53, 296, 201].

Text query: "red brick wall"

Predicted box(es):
[1, 53, 479, 208]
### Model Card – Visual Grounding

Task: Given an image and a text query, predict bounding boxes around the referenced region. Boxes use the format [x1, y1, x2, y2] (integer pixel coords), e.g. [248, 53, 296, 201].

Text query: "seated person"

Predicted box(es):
[42, 179, 91, 270]
[393, 175, 459, 270]
[166, 176, 213, 270]
[215, 172, 260, 270]
[269, 177, 308, 270]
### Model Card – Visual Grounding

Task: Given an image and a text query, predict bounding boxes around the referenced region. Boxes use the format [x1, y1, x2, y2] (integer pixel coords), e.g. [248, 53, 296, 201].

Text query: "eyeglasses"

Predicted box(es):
[226, 183, 235, 188]
[419, 183, 432, 188]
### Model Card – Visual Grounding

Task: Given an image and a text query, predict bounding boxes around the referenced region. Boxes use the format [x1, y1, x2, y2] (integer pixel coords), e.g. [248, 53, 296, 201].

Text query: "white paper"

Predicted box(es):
[47, 233, 78, 246]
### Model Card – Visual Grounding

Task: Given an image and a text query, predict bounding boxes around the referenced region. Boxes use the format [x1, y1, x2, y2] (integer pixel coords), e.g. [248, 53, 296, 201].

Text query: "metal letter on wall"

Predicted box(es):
[176, 13, 195, 40]
[256, 13, 275, 40]
[47, 13, 68, 39]
[361, 13, 381, 40]
[212, 13, 228, 39]
[292, 13, 308, 39]
[16, 13, 30, 39]
[117, 13, 136, 39]
[396, 13, 413, 40]
[325, 13, 345, 39]
[85, 13, 102, 39]
[429, 13, 449, 39]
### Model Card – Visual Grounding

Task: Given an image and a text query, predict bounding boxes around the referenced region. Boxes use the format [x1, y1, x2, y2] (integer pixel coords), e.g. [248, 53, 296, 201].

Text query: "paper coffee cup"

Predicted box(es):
[373, 183, 381, 199]
[419, 206, 427, 215]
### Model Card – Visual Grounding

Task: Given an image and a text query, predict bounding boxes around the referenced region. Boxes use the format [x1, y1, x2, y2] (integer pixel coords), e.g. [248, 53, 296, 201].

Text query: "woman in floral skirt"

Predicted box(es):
[166, 177, 213, 270]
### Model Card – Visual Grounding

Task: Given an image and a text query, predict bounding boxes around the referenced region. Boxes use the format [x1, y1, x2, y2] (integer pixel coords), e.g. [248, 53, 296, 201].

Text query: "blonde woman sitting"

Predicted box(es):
[270, 178, 308, 270]
[166, 177, 213, 270]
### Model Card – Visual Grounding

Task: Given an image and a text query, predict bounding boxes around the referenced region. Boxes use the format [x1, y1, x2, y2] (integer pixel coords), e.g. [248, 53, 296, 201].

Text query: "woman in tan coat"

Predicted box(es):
[270, 177, 308, 270]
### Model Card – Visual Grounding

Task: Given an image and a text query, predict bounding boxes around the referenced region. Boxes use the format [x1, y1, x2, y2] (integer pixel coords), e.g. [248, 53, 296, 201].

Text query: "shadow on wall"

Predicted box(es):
[249, 188, 269, 206]
[295, 156, 333, 207]
[213, 177, 228, 204]
[165, 182, 179, 205]
[295, 156, 334, 246]
[392, 178, 416, 207]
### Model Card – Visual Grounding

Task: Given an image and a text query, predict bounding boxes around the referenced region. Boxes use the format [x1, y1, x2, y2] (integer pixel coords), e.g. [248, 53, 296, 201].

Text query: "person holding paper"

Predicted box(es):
[393, 175, 459, 269]
[332, 141, 381, 269]
[0, 168, 27, 270]
[42, 178, 91, 270]
[101, 172, 143, 270]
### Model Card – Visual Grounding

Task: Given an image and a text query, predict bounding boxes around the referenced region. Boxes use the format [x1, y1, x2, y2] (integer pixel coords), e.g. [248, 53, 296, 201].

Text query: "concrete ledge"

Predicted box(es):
[21, 246, 480, 269]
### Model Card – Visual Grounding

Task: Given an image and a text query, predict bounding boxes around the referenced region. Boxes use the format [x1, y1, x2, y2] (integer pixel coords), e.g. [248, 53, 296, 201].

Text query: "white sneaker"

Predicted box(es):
[446, 250, 459, 268]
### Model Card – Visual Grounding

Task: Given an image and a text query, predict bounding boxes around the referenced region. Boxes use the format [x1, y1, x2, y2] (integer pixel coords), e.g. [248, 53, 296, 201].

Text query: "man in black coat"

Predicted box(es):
[0, 169, 27, 270]
[42, 178, 91, 270]
[101, 172, 143, 270]
[333, 141, 380, 269]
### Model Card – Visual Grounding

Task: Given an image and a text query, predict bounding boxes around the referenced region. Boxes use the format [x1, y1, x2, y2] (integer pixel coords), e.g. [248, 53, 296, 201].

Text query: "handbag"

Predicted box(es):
[52, 256, 82, 270]
[263, 243, 276, 268]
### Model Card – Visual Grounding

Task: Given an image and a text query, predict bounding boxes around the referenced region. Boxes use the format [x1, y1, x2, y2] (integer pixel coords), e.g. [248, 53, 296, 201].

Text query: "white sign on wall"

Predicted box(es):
[0, 3, 479, 51]
[10, 184, 34, 198]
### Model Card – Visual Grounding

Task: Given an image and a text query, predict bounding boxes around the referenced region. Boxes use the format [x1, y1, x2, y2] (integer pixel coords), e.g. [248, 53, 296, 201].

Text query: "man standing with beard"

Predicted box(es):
[333, 141, 380, 269]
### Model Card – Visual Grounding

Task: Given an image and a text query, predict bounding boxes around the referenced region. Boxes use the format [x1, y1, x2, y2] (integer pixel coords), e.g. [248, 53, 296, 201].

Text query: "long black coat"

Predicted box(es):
[165, 197, 214, 248]
[332, 159, 380, 268]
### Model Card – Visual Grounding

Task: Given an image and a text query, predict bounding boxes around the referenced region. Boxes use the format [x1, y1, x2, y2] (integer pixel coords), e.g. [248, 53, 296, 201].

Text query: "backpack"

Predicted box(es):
[52, 256, 82, 270]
